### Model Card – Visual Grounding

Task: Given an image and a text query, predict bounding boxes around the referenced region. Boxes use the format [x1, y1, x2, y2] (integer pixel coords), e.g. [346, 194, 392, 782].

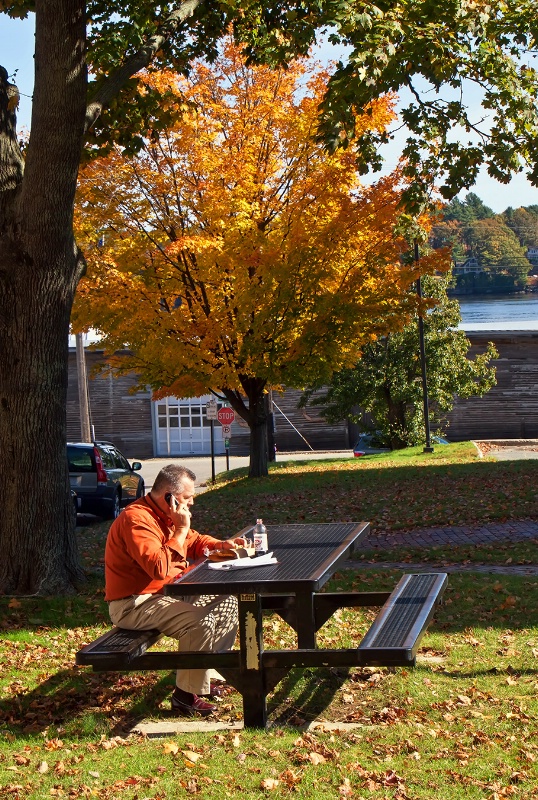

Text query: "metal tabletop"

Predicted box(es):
[165, 522, 370, 597]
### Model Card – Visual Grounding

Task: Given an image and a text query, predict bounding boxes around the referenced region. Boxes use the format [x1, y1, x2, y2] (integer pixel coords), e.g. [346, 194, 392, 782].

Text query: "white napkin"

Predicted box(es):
[207, 552, 278, 570]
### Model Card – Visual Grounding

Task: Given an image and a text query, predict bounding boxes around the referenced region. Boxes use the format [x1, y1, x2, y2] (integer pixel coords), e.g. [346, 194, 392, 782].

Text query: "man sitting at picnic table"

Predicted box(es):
[105, 464, 247, 717]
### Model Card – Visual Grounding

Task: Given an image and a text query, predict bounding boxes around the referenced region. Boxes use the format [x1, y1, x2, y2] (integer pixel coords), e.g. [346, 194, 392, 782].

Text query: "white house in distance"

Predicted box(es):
[452, 257, 483, 275]
[526, 247, 538, 266]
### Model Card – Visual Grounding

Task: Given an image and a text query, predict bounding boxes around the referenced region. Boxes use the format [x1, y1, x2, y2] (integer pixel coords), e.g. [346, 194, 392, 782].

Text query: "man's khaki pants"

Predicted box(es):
[108, 593, 238, 696]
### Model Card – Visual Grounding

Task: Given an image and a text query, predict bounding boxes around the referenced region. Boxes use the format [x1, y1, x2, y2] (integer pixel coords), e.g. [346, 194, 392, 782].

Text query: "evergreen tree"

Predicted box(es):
[303, 275, 497, 450]
[442, 193, 495, 224]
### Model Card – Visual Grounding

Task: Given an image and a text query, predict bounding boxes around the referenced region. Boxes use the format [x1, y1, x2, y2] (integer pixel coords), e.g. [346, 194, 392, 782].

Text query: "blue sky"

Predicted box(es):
[1, 11, 537, 214]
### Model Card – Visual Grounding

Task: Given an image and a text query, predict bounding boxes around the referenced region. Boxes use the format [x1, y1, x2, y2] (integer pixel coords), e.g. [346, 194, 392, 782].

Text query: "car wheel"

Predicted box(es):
[104, 491, 122, 520]
[113, 492, 121, 519]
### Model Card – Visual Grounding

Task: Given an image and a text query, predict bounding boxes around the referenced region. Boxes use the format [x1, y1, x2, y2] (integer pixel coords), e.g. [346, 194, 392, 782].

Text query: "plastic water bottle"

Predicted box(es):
[253, 519, 268, 556]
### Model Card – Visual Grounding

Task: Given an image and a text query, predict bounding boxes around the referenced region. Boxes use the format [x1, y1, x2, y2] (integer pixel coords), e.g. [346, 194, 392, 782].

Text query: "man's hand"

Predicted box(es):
[169, 503, 192, 542]
[221, 536, 249, 549]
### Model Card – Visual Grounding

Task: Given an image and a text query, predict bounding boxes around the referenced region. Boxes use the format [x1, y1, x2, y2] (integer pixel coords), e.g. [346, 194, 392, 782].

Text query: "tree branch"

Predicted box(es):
[84, 0, 202, 134]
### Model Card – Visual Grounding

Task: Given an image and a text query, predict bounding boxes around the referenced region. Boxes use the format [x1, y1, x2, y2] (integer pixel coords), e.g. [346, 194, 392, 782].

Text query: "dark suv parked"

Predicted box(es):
[68, 441, 144, 519]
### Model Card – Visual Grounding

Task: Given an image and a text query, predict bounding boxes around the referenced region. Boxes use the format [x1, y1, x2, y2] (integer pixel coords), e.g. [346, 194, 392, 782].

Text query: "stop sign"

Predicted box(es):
[217, 407, 235, 425]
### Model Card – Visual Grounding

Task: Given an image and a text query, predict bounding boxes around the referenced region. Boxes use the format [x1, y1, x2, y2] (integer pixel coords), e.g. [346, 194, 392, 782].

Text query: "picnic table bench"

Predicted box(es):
[76, 522, 447, 727]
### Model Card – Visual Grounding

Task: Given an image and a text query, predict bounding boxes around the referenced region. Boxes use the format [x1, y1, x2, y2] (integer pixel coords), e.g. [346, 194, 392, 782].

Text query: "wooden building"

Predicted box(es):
[446, 331, 538, 440]
[67, 349, 154, 458]
[67, 331, 538, 459]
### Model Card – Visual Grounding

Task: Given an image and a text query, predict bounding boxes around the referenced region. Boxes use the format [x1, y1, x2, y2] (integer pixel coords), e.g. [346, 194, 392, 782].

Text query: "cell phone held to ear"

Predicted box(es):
[165, 493, 179, 513]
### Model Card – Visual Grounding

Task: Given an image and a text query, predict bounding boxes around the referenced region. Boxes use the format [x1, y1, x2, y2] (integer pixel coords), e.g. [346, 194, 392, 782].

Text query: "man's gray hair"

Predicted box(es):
[152, 464, 197, 495]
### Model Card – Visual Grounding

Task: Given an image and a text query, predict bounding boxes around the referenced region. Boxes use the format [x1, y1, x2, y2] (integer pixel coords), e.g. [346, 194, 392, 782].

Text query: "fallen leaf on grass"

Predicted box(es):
[464, 635, 482, 647]
[45, 738, 64, 750]
[163, 741, 179, 755]
[279, 769, 302, 788]
[261, 778, 279, 790]
[183, 750, 201, 762]
[37, 761, 49, 774]
[308, 752, 326, 765]
[500, 596, 518, 609]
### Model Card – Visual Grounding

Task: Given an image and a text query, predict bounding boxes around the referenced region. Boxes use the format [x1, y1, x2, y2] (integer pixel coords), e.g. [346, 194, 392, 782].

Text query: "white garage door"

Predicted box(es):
[153, 395, 227, 456]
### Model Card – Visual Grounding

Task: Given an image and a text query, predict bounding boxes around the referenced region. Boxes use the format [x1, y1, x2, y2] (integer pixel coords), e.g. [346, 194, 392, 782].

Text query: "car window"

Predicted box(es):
[97, 447, 116, 470]
[111, 448, 130, 469]
[67, 446, 94, 473]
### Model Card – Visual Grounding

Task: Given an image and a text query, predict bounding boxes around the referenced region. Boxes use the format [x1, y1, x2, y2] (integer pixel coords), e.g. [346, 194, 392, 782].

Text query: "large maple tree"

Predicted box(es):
[73, 43, 440, 477]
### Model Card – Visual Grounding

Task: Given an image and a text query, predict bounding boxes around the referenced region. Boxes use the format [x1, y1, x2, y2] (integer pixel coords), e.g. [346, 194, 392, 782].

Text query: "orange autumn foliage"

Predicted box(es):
[73, 39, 447, 473]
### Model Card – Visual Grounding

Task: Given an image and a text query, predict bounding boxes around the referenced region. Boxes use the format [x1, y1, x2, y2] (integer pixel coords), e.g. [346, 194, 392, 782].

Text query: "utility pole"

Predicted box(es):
[414, 240, 434, 454]
[75, 333, 92, 442]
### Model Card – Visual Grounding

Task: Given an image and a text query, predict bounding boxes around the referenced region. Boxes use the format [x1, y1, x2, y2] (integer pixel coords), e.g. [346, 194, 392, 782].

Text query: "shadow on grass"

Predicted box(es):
[0, 662, 353, 738]
[0, 666, 176, 740]
[267, 666, 351, 726]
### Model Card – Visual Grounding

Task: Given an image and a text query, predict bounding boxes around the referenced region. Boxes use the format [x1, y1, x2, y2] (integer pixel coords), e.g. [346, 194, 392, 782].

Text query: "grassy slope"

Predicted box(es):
[193, 443, 538, 538]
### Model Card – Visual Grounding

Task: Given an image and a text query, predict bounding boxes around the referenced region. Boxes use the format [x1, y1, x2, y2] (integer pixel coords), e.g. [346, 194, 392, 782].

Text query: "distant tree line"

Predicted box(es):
[431, 193, 538, 293]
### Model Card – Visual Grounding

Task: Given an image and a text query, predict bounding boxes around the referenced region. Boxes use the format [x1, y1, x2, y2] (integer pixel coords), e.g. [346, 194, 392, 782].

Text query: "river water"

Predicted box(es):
[457, 294, 538, 330]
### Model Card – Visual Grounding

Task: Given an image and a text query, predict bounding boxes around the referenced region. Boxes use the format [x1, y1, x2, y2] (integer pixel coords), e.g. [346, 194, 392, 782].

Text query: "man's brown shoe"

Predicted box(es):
[171, 689, 216, 718]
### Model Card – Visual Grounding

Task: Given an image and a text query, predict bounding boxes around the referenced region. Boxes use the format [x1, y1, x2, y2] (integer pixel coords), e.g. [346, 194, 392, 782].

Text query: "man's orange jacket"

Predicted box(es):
[105, 496, 221, 601]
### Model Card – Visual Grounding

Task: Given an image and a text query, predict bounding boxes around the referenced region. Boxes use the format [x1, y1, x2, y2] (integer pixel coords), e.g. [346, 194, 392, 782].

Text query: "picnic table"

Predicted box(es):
[77, 522, 447, 728]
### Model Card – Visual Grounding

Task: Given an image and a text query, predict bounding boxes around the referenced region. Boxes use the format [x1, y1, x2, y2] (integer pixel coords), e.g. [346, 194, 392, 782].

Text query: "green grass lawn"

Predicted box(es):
[193, 443, 538, 539]
[1, 443, 538, 799]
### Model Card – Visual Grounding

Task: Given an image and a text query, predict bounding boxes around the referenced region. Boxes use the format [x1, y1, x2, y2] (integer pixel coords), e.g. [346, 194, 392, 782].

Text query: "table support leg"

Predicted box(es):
[295, 592, 316, 649]
[238, 593, 267, 728]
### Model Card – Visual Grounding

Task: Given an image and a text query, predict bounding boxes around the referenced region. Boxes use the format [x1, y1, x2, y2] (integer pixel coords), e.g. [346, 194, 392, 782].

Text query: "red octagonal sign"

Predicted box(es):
[217, 407, 235, 425]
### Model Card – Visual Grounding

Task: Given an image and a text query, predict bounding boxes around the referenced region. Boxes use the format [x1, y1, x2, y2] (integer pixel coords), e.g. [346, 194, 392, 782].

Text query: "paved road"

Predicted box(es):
[474, 439, 538, 460]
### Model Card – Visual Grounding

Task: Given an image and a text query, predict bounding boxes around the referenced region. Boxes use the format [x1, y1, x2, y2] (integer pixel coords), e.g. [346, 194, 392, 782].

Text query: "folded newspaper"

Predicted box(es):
[207, 551, 278, 570]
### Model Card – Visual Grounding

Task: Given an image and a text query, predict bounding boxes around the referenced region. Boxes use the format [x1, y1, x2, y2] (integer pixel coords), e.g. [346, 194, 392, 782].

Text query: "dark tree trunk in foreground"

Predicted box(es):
[0, 0, 87, 594]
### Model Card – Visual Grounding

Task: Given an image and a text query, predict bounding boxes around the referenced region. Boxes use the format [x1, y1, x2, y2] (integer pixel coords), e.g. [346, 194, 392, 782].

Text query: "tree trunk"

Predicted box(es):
[249, 413, 269, 478]
[387, 400, 409, 450]
[265, 394, 276, 463]
[222, 377, 268, 478]
[0, 262, 84, 593]
[0, 0, 87, 594]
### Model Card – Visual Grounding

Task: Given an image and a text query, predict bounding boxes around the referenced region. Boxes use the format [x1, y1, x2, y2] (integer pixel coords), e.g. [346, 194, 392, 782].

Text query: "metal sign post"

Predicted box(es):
[206, 400, 218, 482]
[217, 407, 235, 472]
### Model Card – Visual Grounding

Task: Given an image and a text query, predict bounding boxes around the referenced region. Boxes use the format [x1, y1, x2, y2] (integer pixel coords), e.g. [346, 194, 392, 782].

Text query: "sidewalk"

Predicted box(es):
[347, 517, 538, 576]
